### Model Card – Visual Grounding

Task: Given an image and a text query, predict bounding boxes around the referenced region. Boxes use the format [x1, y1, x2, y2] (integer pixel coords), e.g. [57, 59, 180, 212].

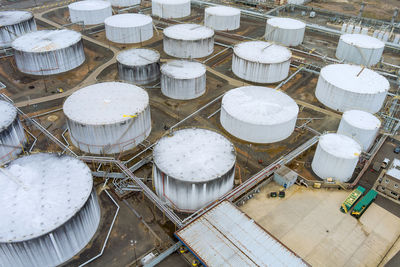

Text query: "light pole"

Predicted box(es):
[130, 239, 137, 266]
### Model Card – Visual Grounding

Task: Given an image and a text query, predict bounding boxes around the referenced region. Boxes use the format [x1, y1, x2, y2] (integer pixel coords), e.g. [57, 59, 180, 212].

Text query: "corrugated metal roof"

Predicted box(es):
[176, 201, 308, 267]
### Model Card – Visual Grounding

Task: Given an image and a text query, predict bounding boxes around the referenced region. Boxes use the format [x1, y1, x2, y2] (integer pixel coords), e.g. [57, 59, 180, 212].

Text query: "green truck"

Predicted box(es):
[340, 186, 366, 213]
[351, 189, 378, 219]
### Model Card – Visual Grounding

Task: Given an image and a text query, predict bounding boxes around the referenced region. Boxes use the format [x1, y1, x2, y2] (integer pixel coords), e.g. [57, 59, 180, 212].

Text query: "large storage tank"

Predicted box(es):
[0, 11, 36, 47]
[0, 100, 26, 165]
[232, 41, 291, 83]
[336, 33, 384, 66]
[69, 0, 112, 25]
[311, 133, 361, 182]
[117, 48, 160, 85]
[337, 110, 381, 152]
[161, 60, 206, 100]
[153, 128, 236, 212]
[12, 29, 85, 75]
[63, 82, 151, 154]
[204, 6, 240, 31]
[105, 14, 153, 44]
[163, 24, 214, 59]
[315, 64, 389, 113]
[108, 0, 140, 7]
[152, 0, 190, 19]
[220, 86, 298, 143]
[0, 153, 100, 267]
[265, 17, 306, 46]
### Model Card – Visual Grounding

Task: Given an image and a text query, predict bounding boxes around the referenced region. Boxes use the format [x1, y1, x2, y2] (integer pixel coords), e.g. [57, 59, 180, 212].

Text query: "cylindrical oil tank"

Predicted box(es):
[220, 86, 298, 143]
[204, 6, 240, 31]
[63, 82, 151, 154]
[0, 153, 100, 267]
[12, 29, 85, 75]
[265, 17, 306, 46]
[153, 128, 236, 212]
[68, 0, 112, 25]
[105, 14, 153, 44]
[336, 33, 384, 66]
[0, 11, 36, 47]
[161, 60, 206, 100]
[315, 64, 389, 113]
[108, 0, 140, 7]
[232, 41, 291, 83]
[311, 133, 361, 182]
[0, 100, 26, 165]
[337, 110, 381, 152]
[117, 48, 160, 85]
[163, 24, 214, 59]
[152, 0, 190, 19]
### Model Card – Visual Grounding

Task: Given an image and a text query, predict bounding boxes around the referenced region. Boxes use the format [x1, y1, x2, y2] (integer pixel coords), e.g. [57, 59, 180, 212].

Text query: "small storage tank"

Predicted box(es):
[163, 24, 214, 59]
[220, 86, 298, 143]
[0, 153, 100, 267]
[232, 41, 291, 83]
[69, 0, 112, 25]
[0, 100, 26, 165]
[117, 48, 160, 85]
[337, 110, 381, 152]
[336, 33, 384, 66]
[361, 27, 369, 35]
[12, 29, 85, 75]
[108, 0, 140, 7]
[63, 82, 151, 154]
[105, 14, 153, 44]
[153, 128, 236, 212]
[315, 64, 389, 113]
[204, 6, 240, 31]
[161, 60, 206, 100]
[0, 11, 36, 47]
[152, 0, 190, 18]
[265, 17, 306, 46]
[311, 133, 361, 182]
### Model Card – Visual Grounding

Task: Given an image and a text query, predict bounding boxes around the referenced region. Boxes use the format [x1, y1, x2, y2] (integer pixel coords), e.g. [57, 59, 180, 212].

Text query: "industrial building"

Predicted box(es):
[376, 159, 400, 201]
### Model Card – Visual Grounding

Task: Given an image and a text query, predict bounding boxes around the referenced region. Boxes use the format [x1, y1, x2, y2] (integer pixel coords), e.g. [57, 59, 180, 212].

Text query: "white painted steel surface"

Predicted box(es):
[265, 17, 305, 46]
[152, 0, 190, 18]
[204, 6, 240, 31]
[0, 11, 36, 47]
[105, 14, 153, 44]
[153, 128, 235, 212]
[315, 64, 389, 113]
[337, 110, 381, 152]
[161, 60, 206, 100]
[108, 0, 140, 7]
[163, 24, 214, 59]
[221, 86, 298, 143]
[336, 34, 384, 66]
[0, 153, 100, 267]
[63, 82, 151, 154]
[12, 29, 85, 75]
[232, 41, 291, 83]
[69, 0, 112, 25]
[312, 133, 361, 182]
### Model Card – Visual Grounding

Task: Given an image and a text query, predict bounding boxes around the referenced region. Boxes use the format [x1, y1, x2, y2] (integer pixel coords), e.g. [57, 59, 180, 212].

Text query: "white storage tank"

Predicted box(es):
[108, 0, 140, 7]
[204, 6, 240, 31]
[153, 128, 236, 212]
[0, 153, 100, 267]
[105, 14, 153, 44]
[152, 0, 190, 19]
[311, 133, 361, 182]
[232, 41, 291, 83]
[315, 64, 389, 113]
[265, 17, 306, 46]
[69, 0, 112, 25]
[12, 29, 85, 75]
[0, 11, 36, 47]
[117, 48, 160, 85]
[0, 100, 26, 165]
[163, 24, 214, 59]
[220, 86, 298, 143]
[63, 82, 151, 154]
[337, 110, 381, 152]
[161, 60, 206, 100]
[336, 33, 384, 66]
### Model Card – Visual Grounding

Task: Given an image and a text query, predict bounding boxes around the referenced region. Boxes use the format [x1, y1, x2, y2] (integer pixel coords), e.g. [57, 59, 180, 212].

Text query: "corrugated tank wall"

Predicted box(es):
[163, 37, 214, 59]
[161, 73, 206, 100]
[0, 17, 36, 47]
[118, 61, 160, 85]
[0, 117, 26, 165]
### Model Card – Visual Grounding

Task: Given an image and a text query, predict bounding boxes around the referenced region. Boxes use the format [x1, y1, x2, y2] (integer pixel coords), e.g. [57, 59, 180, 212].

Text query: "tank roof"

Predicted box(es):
[117, 48, 160, 66]
[205, 6, 240, 16]
[267, 17, 305, 30]
[0, 153, 93, 242]
[342, 110, 381, 130]
[105, 13, 152, 28]
[234, 41, 291, 64]
[0, 100, 17, 130]
[340, 33, 384, 49]
[163, 24, 214, 41]
[153, 0, 189, 4]
[319, 133, 361, 159]
[161, 60, 206, 79]
[68, 0, 111, 10]
[0, 11, 33, 26]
